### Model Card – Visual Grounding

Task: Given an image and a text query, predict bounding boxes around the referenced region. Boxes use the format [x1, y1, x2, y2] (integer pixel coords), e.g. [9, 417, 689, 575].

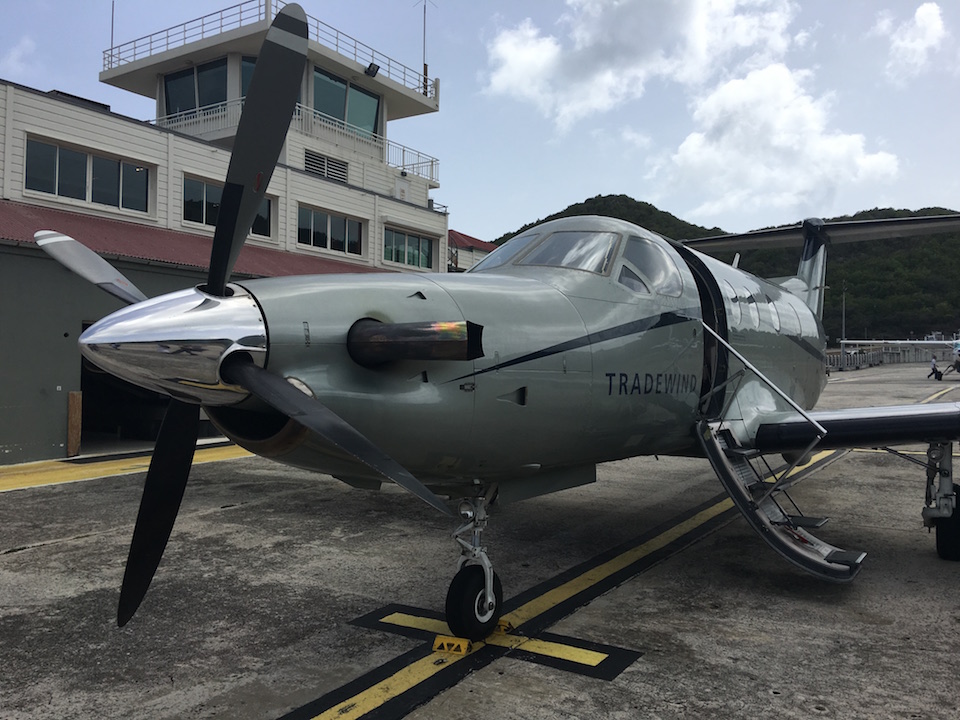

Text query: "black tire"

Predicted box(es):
[445, 565, 503, 641]
[936, 512, 960, 561]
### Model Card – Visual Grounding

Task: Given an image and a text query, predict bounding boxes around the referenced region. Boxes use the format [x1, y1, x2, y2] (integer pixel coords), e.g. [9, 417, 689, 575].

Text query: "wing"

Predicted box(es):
[681, 214, 960, 252]
[754, 402, 960, 453]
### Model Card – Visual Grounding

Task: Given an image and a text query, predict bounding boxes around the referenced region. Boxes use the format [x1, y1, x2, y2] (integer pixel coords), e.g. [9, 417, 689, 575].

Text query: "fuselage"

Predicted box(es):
[80, 216, 827, 489]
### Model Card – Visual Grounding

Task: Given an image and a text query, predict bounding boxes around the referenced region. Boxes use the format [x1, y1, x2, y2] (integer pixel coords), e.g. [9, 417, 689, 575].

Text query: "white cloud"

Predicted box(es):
[0, 36, 37, 79]
[669, 64, 898, 218]
[873, 2, 947, 83]
[484, 0, 799, 131]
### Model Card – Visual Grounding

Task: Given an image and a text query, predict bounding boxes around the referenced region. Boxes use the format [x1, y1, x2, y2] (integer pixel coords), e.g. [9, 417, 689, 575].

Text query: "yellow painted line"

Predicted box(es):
[502, 496, 734, 628]
[381, 612, 608, 667]
[484, 634, 607, 667]
[923, 386, 957, 403]
[310, 647, 480, 720]
[0, 445, 251, 493]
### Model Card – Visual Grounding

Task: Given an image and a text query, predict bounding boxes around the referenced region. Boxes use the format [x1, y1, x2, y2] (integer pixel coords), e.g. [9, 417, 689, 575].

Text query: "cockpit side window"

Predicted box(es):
[469, 233, 540, 272]
[621, 236, 683, 297]
[618, 265, 651, 294]
[517, 231, 619, 274]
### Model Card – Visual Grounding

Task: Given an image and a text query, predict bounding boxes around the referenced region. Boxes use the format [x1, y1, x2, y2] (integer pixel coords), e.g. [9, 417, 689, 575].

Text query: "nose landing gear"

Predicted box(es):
[446, 493, 503, 641]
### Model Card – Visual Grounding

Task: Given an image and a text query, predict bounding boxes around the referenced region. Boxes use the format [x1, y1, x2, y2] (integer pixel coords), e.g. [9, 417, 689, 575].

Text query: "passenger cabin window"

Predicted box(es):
[469, 233, 540, 272]
[619, 236, 683, 297]
[722, 280, 741, 325]
[517, 231, 619, 274]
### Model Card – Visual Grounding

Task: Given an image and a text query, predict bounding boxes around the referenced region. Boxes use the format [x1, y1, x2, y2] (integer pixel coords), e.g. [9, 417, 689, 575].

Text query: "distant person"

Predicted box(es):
[928, 356, 939, 379]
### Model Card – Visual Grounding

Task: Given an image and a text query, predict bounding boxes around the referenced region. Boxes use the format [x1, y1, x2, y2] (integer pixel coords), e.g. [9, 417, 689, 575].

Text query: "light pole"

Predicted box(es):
[841, 280, 847, 371]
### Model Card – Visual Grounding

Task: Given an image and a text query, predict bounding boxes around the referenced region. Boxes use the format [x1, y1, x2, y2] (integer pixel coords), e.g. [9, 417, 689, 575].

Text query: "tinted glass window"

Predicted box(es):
[347, 219, 362, 255]
[330, 215, 346, 251]
[312, 211, 329, 247]
[92, 156, 120, 206]
[25, 139, 56, 193]
[204, 183, 222, 227]
[314, 69, 346, 120]
[121, 163, 149, 212]
[252, 198, 270, 237]
[241, 56, 257, 97]
[58, 147, 87, 200]
[469, 233, 539, 272]
[183, 177, 204, 223]
[518, 231, 619, 274]
[196, 58, 227, 107]
[298, 206, 312, 245]
[622, 236, 682, 297]
[347, 85, 379, 136]
[165, 67, 196, 115]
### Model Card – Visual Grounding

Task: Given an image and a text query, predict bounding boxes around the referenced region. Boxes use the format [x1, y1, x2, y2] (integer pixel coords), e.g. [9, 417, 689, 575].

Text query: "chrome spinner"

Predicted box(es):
[78, 284, 266, 406]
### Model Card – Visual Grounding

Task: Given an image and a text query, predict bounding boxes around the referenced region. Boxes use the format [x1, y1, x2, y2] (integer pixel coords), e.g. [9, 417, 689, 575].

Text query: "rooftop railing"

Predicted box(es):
[155, 100, 440, 184]
[104, 0, 435, 99]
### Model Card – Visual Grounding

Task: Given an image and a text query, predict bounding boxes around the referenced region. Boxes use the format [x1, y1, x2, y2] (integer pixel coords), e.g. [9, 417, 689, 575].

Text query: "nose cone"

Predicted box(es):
[80, 286, 267, 405]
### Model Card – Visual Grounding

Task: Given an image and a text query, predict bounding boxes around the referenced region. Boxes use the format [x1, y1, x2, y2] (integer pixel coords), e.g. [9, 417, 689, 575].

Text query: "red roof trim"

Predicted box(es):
[448, 229, 494, 252]
[0, 199, 390, 276]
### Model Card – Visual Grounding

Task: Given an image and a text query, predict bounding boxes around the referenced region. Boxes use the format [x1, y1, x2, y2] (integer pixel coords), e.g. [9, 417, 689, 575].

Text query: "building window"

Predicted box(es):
[298, 204, 362, 256]
[241, 56, 256, 97]
[164, 58, 227, 115]
[25, 138, 149, 211]
[385, 228, 433, 269]
[313, 67, 380, 137]
[184, 177, 270, 238]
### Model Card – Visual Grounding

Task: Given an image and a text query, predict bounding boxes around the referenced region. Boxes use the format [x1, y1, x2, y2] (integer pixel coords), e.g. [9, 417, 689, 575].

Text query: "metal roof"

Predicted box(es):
[0, 199, 389, 277]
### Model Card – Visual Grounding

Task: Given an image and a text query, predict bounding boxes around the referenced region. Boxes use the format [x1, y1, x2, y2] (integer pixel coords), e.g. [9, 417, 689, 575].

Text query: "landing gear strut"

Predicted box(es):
[922, 442, 960, 560]
[446, 492, 502, 641]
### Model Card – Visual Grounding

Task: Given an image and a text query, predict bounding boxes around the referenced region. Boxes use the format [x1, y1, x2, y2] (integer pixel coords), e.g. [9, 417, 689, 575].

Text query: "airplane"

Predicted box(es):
[35, 4, 960, 641]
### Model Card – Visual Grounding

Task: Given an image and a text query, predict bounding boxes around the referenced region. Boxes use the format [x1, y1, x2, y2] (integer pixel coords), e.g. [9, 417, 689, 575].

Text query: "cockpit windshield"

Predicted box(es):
[468, 233, 539, 273]
[516, 231, 619, 274]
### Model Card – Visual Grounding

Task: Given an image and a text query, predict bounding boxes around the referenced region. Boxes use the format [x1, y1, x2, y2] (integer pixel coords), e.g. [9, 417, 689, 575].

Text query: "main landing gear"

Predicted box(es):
[446, 491, 503, 641]
[922, 442, 960, 561]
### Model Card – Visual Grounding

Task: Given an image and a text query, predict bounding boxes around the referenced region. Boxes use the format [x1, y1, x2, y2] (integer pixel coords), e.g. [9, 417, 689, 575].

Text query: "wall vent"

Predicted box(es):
[304, 150, 348, 183]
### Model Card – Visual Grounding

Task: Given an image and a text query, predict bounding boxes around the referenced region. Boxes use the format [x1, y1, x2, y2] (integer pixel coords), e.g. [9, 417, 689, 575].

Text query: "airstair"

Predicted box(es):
[696, 323, 865, 582]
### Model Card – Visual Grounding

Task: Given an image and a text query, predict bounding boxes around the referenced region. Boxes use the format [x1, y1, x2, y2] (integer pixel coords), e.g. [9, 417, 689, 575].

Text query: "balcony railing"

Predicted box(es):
[155, 100, 439, 184]
[103, 0, 436, 99]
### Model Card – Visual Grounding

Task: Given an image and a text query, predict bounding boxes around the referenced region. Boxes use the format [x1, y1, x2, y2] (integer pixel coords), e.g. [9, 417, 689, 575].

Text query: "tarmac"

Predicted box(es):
[2, 363, 959, 719]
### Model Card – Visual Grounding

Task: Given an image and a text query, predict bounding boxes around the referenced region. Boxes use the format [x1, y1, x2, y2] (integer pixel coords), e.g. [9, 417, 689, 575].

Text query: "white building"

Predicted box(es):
[0, 0, 449, 464]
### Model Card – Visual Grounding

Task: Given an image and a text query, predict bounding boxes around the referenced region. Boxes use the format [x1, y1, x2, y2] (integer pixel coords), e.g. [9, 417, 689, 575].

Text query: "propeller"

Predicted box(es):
[117, 400, 199, 626]
[220, 358, 454, 517]
[115, 4, 310, 625]
[38, 3, 454, 626]
[34, 230, 148, 305]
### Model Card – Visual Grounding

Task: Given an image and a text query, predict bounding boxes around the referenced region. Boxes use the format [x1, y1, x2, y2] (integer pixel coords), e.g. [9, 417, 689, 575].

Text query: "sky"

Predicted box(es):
[2, 0, 958, 241]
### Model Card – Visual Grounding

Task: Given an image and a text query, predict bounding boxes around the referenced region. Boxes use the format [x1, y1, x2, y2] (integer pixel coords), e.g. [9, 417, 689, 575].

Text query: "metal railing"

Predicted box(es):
[826, 344, 953, 371]
[103, 0, 436, 99]
[154, 100, 440, 184]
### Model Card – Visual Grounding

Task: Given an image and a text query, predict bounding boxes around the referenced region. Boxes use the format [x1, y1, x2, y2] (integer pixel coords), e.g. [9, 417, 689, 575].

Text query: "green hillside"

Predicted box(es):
[495, 196, 960, 344]
[492, 194, 725, 244]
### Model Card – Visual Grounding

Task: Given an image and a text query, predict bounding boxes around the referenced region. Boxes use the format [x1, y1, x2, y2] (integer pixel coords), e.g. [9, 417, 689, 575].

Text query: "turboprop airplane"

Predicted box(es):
[36, 4, 960, 641]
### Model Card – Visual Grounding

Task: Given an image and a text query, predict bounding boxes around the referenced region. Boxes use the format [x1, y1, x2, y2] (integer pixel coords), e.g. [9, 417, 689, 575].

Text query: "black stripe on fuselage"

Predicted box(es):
[784, 332, 826, 363]
[450, 310, 698, 383]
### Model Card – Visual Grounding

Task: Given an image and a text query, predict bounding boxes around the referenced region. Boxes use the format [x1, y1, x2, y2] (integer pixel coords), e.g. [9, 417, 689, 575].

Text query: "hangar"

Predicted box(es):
[0, 0, 453, 465]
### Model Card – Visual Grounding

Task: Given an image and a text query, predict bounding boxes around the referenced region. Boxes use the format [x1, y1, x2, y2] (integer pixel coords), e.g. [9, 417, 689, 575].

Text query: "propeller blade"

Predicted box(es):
[221, 359, 455, 517]
[118, 399, 200, 626]
[34, 230, 148, 306]
[206, 4, 308, 296]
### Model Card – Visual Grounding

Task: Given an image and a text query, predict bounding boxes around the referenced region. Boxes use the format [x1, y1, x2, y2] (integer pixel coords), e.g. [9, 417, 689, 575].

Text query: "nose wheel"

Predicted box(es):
[446, 494, 503, 641]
